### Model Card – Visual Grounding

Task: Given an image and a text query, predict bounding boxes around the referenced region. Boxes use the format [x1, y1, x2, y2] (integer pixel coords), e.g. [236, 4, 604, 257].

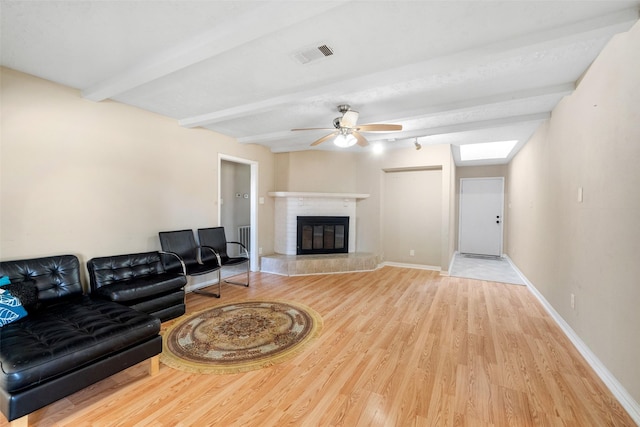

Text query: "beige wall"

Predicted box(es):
[0, 68, 276, 285]
[370, 145, 456, 272]
[507, 22, 640, 402]
[1, 68, 456, 277]
[272, 145, 455, 271]
[274, 150, 359, 193]
[382, 169, 442, 266]
[362, 144, 456, 271]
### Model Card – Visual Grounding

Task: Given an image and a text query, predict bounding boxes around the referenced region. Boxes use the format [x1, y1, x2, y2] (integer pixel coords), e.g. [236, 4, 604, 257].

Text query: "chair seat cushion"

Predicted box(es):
[93, 273, 187, 302]
[222, 257, 249, 267]
[185, 262, 220, 276]
[0, 296, 160, 392]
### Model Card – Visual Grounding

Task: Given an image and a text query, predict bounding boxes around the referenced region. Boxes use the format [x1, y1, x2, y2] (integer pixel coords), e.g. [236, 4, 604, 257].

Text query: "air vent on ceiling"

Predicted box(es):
[293, 43, 334, 65]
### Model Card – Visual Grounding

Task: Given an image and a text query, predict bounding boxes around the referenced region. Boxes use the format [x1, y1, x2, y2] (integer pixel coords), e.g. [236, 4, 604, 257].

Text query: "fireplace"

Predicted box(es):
[297, 216, 349, 255]
[269, 192, 368, 255]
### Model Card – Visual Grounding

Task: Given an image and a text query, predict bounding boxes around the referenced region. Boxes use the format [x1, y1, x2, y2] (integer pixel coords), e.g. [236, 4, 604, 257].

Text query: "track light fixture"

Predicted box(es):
[414, 138, 422, 150]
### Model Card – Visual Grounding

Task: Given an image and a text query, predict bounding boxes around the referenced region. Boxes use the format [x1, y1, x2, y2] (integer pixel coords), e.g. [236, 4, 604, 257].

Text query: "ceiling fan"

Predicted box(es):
[292, 105, 402, 148]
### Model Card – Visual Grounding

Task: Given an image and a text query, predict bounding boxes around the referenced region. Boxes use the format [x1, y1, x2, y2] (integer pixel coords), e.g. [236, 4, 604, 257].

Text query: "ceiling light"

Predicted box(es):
[334, 133, 357, 148]
[414, 138, 422, 150]
[460, 140, 518, 161]
[373, 143, 384, 154]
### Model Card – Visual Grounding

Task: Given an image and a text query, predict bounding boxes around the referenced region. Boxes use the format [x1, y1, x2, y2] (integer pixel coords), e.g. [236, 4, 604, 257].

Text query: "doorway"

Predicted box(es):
[458, 177, 504, 257]
[218, 154, 258, 271]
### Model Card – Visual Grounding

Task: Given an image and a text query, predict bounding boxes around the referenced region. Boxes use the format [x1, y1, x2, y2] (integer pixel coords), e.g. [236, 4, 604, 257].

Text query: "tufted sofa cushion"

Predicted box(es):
[88, 251, 186, 301]
[87, 251, 186, 322]
[0, 255, 82, 305]
[93, 273, 186, 302]
[0, 296, 160, 393]
[89, 252, 164, 286]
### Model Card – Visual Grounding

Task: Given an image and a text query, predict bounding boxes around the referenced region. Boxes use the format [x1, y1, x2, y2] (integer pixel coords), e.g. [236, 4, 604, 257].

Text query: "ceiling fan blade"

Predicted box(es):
[339, 110, 359, 128]
[292, 127, 335, 131]
[353, 131, 369, 147]
[310, 132, 338, 146]
[356, 124, 403, 132]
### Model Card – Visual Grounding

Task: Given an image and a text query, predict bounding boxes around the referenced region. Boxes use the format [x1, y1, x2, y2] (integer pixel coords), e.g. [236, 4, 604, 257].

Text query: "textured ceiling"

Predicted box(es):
[2, 1, 639, 165]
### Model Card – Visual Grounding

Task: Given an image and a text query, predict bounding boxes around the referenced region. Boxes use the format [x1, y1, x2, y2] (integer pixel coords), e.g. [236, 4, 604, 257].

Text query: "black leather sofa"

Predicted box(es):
[87, 251, 187, 322]
[0, 255, 162, 426]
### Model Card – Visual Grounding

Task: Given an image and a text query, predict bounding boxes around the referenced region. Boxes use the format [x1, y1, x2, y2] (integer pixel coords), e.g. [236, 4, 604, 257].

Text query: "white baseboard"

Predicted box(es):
[505, 256, 640, 425]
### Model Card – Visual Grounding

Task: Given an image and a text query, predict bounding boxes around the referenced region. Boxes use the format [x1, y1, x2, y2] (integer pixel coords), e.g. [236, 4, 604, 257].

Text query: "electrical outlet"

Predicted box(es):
[571, 293, 575, 309]
[258, 247, 263, 255]
[409, 249, 415, 256]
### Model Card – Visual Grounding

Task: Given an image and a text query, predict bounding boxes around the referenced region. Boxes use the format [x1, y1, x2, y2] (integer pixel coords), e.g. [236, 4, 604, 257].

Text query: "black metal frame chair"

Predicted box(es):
[158, 229, 222, 298]
[197, 227, 250, 287]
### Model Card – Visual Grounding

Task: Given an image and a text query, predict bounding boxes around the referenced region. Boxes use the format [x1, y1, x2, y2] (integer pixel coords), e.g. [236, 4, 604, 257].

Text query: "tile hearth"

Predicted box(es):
[260, 253, 378, 276]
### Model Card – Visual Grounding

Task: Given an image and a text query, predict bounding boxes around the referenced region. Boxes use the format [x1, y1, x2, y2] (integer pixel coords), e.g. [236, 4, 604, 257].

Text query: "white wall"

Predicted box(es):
[507, 22, 640, 404]
[0, 67, 275, 286]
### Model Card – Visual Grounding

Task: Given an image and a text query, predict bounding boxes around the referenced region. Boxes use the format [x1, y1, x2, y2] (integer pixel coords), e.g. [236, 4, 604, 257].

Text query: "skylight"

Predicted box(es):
[459, 140, 518, 161]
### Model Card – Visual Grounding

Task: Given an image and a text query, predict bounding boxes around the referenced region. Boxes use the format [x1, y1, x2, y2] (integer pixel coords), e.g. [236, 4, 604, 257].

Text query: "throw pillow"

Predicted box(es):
[0, 276, 10, 285]
[0, 282, 39, 312]
[0, 288, 28, 327]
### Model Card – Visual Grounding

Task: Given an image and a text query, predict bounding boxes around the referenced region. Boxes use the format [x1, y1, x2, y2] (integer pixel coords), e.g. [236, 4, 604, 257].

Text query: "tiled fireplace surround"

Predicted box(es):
[261, 192, 378, 275]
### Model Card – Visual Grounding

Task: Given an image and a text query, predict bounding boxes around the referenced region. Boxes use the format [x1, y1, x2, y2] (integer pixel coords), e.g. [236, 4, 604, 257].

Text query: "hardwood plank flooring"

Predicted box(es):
[4, 267, 635, 426]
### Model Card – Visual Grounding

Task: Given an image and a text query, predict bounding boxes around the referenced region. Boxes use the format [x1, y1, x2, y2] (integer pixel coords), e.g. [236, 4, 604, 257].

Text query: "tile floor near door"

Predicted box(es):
[450, 253, 525, 285]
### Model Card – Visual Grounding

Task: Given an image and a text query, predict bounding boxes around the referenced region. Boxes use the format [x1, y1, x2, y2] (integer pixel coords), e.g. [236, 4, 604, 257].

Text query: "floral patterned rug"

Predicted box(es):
[160, 300, 322, 374]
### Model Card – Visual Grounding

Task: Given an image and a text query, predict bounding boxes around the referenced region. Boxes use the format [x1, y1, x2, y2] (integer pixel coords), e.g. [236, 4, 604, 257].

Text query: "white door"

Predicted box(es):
[459, 177, 504, 256]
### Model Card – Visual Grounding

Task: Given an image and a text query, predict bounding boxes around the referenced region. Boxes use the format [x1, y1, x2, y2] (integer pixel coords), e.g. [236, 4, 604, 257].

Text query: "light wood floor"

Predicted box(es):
[5, 267, 634, 426]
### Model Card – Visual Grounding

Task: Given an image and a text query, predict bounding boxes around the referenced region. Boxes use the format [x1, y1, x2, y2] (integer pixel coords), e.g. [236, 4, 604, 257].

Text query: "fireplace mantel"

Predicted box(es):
[270, 192, 367, 255]
[268, 192, 369, 199]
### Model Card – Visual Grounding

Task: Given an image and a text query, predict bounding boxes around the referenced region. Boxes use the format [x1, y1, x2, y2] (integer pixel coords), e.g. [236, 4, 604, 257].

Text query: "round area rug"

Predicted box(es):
[161, 299, 322, 374]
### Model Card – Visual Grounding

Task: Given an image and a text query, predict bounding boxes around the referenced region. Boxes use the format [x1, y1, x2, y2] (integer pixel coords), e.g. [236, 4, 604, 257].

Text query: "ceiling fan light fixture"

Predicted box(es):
[334, 133, 357, 148]
[297, 104, 402, 148]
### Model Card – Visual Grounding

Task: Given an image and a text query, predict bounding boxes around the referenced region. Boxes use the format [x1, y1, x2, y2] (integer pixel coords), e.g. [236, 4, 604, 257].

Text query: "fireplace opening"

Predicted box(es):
[297, 216, 349, 255]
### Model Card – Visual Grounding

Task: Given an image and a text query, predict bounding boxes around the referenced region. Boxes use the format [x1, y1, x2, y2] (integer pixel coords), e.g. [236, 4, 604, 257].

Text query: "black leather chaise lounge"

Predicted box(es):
[0, 255, 162, 427]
